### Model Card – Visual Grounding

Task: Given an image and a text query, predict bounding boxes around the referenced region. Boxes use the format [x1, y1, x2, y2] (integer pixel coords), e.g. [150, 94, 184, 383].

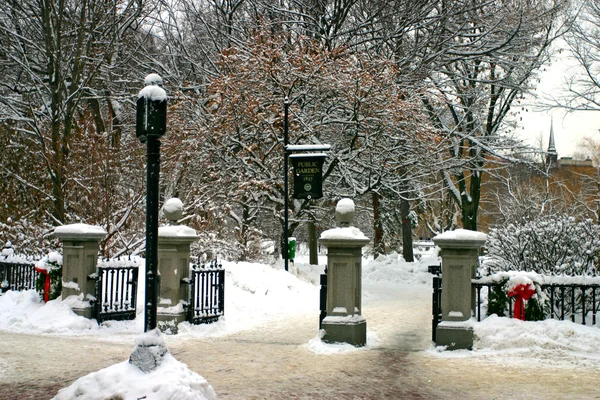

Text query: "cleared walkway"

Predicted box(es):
[1, 284, 599, 399]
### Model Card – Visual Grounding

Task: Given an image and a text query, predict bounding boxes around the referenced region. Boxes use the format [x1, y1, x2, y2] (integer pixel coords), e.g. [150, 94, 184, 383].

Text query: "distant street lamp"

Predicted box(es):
[136, 73, 167, 332]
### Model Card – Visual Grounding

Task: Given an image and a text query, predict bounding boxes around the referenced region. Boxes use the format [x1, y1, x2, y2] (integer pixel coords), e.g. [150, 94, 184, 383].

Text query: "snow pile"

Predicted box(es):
[0, 290, 100, 334]
[54, 349, 216, 400]
[0, 260, 318, 338]
[204, 261, 318, 333]
[466, 315, 600, 367]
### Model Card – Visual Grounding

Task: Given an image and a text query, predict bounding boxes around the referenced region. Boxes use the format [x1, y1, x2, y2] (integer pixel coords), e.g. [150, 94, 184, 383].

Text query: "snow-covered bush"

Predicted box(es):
[485, 215, 600, 276]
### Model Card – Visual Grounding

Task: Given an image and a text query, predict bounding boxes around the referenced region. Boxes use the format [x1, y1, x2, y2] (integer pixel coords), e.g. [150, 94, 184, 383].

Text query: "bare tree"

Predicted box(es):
[422, 0, 568, 231]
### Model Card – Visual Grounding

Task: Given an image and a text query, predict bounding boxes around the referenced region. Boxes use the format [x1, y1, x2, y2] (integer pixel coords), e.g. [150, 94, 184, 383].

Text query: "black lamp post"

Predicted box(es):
[136, 73, 167, 332]
[283, 97, 290, 272]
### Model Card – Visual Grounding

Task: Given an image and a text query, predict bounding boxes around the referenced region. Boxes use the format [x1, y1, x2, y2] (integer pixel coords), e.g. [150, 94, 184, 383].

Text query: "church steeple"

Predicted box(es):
[546, 117, 558, 167]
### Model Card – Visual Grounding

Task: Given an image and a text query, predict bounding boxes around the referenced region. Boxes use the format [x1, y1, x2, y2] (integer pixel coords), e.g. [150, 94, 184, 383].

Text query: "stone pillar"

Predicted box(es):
[433, 229, 487, 350]
[54, 223, 107, 318]
[157, 198, 197, 333]
[319, 199, 370, 347]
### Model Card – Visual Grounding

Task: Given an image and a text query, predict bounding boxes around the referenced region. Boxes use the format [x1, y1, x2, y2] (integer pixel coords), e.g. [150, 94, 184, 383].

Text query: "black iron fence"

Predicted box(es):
[0, 257, 39, 293]
[91, 261, 139, 322]
[473, 280, 600, 325]
[187, 260, 225, 324]
[431, 270, 600, 342]
[432, 275, 442, 341]
[319, 267, 327, 329]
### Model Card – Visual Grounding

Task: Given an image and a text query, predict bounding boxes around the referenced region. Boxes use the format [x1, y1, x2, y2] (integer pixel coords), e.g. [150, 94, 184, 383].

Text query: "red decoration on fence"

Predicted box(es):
[508, 283, 536, 321]
[34, 266, 50, 303]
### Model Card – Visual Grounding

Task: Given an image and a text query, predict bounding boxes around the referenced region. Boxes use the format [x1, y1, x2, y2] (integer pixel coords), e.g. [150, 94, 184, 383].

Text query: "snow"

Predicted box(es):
[288, 152, 328, 158]
[433, 228, 487, 242]
[1, 250, 600, 398]
[322, 315, 366, 324]
[474, 269, 600, 286]
[54, 351, 217, 400]
[319, 226, 369, 240]
[286, 144, 331, 152]
[144, 73, 163, 86]
[335, 198, 355, 214]
[138, 85, 167, 102]
[54, 223, 107, 237]
[158, 224, 197, 238]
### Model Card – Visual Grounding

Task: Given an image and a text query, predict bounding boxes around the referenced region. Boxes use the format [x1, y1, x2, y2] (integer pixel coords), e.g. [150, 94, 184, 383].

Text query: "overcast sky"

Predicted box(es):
[518, 41, 600, 158]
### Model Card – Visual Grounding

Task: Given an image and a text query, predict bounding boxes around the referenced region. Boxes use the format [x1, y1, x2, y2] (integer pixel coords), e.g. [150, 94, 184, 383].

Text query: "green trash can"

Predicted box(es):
[288, 237, 296, 263]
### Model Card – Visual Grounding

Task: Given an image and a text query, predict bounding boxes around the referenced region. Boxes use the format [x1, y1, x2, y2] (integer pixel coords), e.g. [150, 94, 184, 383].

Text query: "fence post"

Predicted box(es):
[318, 199, 370, 347]
[432, 229, 486, 350]
[157, 198, 198, 333]
[54, 224, 107, 318]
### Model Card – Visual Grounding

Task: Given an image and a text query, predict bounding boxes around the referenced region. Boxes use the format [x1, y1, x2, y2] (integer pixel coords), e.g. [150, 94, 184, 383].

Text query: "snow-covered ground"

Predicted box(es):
[1, 251, 600, 399]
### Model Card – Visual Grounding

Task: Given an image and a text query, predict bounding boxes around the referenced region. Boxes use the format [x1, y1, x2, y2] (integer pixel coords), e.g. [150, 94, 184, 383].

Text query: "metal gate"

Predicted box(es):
[187, 260, 225, 324]
[0, 259, 38, 293]
[429, 264, 442, 342]
[92, 263, 139, 323]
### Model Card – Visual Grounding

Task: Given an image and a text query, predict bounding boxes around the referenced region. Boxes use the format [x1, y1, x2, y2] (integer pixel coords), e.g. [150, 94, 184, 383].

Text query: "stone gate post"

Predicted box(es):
[54, 223, 107, 318]
[433, 229, 487, 350]
[319, 199, 370, 346]
[157, 198, 197, 333]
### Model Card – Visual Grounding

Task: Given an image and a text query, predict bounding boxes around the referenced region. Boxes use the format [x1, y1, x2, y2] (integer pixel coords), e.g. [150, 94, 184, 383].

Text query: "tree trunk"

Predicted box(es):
[401, 197, 414, 262]
[308, 220, 318, 265]
[462, 170, 482, 231]
[372, 192, 385, 258]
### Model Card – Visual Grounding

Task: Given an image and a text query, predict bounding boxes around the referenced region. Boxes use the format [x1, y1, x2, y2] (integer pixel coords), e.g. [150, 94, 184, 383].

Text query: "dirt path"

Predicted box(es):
[1, 287, 599, 399]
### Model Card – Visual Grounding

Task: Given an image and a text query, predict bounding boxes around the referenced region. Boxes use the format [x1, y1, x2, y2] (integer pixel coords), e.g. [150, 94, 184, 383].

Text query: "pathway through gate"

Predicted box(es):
[1, 280, 599, 399]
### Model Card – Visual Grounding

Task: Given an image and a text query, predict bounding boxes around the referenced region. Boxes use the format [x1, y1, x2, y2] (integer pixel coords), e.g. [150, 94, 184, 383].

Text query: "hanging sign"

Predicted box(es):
[290, 153, 326, 199]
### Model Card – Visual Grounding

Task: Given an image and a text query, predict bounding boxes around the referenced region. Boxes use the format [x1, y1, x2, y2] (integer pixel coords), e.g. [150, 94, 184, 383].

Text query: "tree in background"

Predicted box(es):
[423, 0, 567, 231]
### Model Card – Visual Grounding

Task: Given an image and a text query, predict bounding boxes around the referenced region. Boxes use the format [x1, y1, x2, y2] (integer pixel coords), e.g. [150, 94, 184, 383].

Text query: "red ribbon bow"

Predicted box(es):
[34, 266, 50, 303]
[508, 283, 536, 321]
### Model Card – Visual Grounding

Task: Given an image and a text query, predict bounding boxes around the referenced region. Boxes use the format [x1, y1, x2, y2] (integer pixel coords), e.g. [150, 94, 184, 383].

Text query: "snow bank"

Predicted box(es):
[53, 352, 216, 400]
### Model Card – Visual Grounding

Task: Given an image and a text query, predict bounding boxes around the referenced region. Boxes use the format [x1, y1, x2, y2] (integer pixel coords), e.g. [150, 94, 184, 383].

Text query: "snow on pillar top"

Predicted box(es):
[53, 223, 107, 242]
[320, 199, 369, 244]
[158, 198, 197, 241]
[433, 229, 487, 249]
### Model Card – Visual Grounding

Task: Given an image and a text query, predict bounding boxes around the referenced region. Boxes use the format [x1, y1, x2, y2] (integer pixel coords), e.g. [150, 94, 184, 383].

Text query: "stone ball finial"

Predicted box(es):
[163, 198, 183, 223]
[335, 198, 355, 227]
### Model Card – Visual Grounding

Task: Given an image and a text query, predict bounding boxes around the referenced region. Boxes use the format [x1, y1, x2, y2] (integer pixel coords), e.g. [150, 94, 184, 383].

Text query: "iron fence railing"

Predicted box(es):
[473, 281, 600, 325]
[90, 261, 139, 322]
[432, 270, 600, 343]
[0, 257, 39, 293]
[186, 260, 225, 324]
